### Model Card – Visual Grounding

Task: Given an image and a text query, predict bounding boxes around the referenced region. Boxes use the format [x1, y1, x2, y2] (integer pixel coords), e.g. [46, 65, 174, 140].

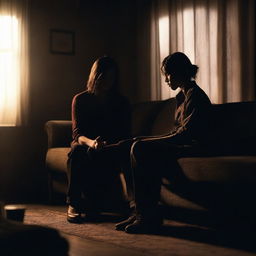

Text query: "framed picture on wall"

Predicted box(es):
[50, 29, 75, 55]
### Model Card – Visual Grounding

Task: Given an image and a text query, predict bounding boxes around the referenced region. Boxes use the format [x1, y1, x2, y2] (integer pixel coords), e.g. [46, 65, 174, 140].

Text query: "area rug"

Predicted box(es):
[24, 206, 256, 256]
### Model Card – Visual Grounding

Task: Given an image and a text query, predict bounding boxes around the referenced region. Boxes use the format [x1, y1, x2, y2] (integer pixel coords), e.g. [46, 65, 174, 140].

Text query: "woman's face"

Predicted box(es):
[94, 69, 115, 94]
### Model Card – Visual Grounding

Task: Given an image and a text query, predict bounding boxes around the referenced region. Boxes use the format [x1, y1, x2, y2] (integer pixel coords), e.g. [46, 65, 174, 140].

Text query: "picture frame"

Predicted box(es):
[50, 29, 75, 55]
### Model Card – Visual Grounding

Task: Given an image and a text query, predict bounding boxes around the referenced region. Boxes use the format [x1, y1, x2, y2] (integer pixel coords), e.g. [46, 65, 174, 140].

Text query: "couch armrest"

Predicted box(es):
[45, 120, 72, 148]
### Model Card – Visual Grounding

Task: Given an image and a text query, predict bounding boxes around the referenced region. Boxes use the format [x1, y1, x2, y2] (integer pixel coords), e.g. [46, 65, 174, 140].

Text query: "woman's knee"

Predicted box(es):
[69, 144, 88, 160]
[73, 143, 88, 153]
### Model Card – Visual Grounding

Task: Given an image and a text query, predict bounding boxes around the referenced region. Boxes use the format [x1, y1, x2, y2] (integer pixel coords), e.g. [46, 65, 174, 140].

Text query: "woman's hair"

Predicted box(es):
[86, 56, 119, 93]
[161, 52, 198, 80]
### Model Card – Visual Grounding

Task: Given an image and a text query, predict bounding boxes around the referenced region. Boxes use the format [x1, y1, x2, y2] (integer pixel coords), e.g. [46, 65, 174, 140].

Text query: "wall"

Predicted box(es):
[0, 0, 138, 203]
[136, 0, 152, 101]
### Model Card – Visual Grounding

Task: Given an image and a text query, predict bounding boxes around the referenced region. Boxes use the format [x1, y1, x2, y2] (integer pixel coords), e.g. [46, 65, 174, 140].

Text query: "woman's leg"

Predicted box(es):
[67, 140, 134, 222]
[66, 143, 90, 223]
[67, 143, 89, 208]
[67, 144, 115, 214]
[85, 141, 133, 213]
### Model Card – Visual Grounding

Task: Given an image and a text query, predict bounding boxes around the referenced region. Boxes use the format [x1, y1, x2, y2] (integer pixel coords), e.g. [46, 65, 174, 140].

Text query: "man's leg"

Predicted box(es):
[120, 139, 182, 233]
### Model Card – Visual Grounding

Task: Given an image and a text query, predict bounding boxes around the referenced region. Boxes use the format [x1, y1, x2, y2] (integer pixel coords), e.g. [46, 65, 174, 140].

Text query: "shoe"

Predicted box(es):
[115, 214, 136, 231]
[67, 205, 82, 224]
[125, 215, 163, 234]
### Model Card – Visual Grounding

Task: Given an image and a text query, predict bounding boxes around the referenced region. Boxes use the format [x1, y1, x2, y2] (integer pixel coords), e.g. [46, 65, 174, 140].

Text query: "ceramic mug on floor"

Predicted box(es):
[4, 205, 26, 222]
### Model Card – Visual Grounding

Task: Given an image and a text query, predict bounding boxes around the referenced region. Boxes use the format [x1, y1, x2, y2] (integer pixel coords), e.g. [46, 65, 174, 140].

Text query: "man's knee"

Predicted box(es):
[131, 140, 150, 160]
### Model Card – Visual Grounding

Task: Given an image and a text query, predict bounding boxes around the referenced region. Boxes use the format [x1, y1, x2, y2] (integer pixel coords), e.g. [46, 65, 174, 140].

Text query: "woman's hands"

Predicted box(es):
[92, 136, 107, 150]
[78, 135, 106, 150]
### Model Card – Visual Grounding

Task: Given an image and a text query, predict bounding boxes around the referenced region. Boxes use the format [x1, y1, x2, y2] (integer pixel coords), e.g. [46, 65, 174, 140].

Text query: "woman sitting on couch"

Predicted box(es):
[66, 56, 131, 223]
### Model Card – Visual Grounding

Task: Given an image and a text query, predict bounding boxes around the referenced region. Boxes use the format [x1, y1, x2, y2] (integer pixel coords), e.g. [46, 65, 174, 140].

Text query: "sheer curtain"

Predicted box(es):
[150, 0, 255, 103]
[0, 0, 29, 126]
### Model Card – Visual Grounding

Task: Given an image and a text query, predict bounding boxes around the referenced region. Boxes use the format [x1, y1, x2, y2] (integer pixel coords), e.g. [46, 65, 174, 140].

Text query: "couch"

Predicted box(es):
[45, 98, 256, 224]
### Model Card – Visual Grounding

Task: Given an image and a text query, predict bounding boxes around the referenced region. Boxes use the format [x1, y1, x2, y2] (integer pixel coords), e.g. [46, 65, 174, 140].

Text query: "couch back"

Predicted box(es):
[131, 98, 176, 136]
[45, 99, 256, 151]
[211, 101, 256, 153]
[45, 98, 177, 148]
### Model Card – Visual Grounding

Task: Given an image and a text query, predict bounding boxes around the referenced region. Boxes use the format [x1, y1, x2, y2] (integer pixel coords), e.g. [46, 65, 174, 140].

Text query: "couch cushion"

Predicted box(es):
[160, 185, 207, 211]
[46, 148, 70, 173]
[177, 156, 256, 183]
[161, 156, 256, 214]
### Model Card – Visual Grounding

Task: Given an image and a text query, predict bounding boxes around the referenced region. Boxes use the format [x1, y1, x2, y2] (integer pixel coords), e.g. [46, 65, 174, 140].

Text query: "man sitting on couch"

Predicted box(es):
[115, 52, 213, 234]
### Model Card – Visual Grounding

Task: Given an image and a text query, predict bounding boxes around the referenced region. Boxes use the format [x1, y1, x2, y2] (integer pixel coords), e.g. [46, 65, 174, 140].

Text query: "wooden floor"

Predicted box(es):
[26, 204, 146, 256]
[63, 233, 146, 256]
[22, 204, 256, 256]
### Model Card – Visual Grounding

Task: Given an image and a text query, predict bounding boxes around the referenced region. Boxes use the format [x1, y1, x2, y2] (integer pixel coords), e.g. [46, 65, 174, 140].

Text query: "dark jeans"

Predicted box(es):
[130, 139, 201, 217]
[66, 140, 133, 211]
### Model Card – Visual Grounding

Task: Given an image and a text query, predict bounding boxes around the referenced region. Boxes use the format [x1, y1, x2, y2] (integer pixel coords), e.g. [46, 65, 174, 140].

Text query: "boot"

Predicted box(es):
[115, 214, 136, 231]
[125, 213, 163, 234]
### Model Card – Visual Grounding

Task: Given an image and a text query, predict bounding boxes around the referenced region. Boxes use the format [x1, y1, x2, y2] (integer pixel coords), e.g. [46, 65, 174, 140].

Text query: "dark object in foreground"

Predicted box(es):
[0, 217, 69, 256]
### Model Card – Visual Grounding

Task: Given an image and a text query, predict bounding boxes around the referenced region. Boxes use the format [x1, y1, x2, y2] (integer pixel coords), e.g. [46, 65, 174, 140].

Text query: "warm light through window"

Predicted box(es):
[0, 15, 20, 126]
[159, 16, 173, 99]
[157, 5, 219, 101]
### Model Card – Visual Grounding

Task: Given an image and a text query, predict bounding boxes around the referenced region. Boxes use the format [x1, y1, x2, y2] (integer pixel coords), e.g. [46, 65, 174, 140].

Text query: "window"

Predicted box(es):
[158, 15, 171, 99]
[151, 0, 255, 103]
[0, 15, 20, 126]
[0, 0, 29, 126]
[155, 3, 218, 101]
